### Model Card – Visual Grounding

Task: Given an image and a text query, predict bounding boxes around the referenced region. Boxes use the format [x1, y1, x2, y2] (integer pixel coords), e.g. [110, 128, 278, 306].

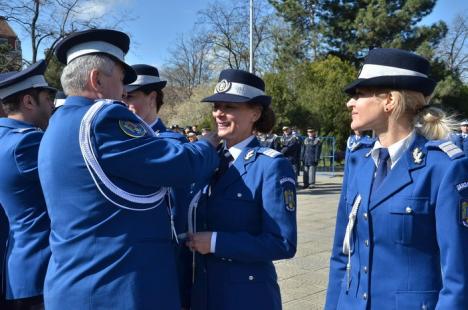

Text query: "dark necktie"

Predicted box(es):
[213, 148, 233, 183]
[371, 148, 390, 195]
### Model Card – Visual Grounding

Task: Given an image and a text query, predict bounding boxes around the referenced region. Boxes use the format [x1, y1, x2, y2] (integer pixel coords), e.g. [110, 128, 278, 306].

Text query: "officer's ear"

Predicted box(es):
[20, 92, 37, 111]
[89, 69, 102, 92]
[251, 105, 262, 123]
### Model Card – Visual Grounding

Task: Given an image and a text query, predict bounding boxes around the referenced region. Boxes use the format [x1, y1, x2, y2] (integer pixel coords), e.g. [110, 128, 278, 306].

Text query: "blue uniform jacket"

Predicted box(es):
[0, 118, 51, 299]
[152, 119, 196, 308]
[325, 134, 468, 310]
[37, 96, 219, 310]
[301, 137, 322, 166]
[280, 134, 301, 164]
[191, 138, 297, 310]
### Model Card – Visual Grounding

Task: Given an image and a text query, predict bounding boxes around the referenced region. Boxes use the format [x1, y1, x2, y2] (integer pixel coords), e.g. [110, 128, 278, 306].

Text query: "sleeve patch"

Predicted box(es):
[460, 200, 468, 228]
[457, 182, 468, 192]
[118, 120, 147, 138]
[283, 188, 296, 212]
[280, 177, 296, 186]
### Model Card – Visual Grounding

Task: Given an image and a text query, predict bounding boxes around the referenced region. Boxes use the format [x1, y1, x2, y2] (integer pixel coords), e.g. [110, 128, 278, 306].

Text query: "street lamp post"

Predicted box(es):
[249, 0, 253, 73]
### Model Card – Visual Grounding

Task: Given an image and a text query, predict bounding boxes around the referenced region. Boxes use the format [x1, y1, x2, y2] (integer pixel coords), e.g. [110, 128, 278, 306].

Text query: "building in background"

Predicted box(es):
[0, 16, 22, 71]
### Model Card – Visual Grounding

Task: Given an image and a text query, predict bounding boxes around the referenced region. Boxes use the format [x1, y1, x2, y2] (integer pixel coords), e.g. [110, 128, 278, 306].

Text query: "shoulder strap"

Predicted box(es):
[426, 140, 464, 159]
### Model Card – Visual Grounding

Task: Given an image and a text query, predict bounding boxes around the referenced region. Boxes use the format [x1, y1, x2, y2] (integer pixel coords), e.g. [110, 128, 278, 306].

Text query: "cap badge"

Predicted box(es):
[412, 147, 424, 164]
[215, 79, 231, 93]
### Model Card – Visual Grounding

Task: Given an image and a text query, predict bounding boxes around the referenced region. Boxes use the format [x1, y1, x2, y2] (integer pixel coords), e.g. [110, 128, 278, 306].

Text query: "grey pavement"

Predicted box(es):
[277, 173, 343, 310]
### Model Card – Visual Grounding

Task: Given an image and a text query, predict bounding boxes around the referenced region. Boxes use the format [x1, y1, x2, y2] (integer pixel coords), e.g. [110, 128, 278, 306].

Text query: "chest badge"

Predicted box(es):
[412, 147, 424, 164]
[244, 149, 255, 161]
[119, 120, 147, 138]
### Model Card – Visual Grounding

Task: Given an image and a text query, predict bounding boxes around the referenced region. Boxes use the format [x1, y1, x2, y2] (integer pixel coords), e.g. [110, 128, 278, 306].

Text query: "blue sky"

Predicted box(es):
[13, 0, 468, 67]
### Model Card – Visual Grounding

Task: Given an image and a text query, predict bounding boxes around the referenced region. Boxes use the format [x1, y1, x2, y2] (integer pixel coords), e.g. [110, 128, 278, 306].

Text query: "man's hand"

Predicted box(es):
[200, 132, 221, 148]
[186, 232, 213, 255]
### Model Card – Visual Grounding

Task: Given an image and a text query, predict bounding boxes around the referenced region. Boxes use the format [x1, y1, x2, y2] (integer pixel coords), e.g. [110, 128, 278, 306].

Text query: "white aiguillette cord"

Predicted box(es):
[342, 194, 362, 291]
[79, 100, 169, 211]
[187, 186, 208, 283]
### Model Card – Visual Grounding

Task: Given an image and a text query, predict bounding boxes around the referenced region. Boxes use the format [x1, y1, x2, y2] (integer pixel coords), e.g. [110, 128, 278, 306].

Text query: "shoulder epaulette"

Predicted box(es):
[350, 138, 375, 152]
[94, 99, 126, 107]
[257, 147, 282, 158]
[12, 127, 40, 134]
[426, 140, 464, 159]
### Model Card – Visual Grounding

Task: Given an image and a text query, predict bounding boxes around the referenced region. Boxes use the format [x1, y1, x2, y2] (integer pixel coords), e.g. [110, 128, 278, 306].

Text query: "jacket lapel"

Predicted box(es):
[369, 135, 427, 210]
[356, 152, 375, 207]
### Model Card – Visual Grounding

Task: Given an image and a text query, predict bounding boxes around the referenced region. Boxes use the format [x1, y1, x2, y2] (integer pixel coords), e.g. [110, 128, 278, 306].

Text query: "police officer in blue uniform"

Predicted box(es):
[186, 69, 297, 310]
[325, 48, 468, 310]
[258, 131, 280, 150]
[37, 29, 220, 310]
[124, 63, 196, 308]
[301, 128, 322, 188]
[124, 64, 172, 134]
[345, 130, 374, 158]
[451, 119, 468, 156]
[0, 61, 55, 309]
[280, 126, 301, 182]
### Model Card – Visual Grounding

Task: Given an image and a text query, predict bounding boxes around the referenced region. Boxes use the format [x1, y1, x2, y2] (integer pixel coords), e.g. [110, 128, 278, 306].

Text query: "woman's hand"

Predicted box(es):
[186, 232, 213, 255]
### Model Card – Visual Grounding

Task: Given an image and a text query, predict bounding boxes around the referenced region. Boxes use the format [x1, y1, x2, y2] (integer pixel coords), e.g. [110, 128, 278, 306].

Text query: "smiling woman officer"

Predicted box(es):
[325, 48, 468, 310]
[186, 69, 297, 310]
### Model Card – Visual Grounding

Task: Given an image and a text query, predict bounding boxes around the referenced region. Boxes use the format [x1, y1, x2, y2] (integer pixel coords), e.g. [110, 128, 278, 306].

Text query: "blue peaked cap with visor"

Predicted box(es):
[344, 48, 436, 97]
[202, 69, 271, 107]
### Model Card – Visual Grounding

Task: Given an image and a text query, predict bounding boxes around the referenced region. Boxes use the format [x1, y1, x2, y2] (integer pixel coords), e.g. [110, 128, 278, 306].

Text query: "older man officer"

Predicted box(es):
[0, 61, 54, 309]
[37, 29, 220, 310]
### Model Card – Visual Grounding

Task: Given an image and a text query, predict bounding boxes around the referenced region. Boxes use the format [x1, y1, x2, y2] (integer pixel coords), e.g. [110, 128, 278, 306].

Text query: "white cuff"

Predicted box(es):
[210, 232, 217, 253]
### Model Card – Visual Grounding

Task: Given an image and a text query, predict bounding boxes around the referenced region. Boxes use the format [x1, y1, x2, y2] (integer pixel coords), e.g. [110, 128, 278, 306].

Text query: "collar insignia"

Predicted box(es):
[412, 147, 424, 164]
[244, 149, 255, 161]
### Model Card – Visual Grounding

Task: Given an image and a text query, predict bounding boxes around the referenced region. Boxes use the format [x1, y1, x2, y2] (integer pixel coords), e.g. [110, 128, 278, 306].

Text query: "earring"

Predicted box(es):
[384, 108, 388, 112]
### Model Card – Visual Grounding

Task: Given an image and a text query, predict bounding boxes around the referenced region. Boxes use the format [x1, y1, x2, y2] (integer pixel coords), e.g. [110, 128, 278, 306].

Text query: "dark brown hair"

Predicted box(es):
[2, 89, 39, 114]
[251, 103, 275, 133]
[138, 86, 165, 113]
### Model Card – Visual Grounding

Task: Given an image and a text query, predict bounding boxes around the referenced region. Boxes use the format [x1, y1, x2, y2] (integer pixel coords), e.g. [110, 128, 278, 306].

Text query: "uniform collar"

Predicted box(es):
[371, 130, 416, 169]
[226, 135, 255, 161]
[63, 96, 95, 107]
[0, 117, 35, 129]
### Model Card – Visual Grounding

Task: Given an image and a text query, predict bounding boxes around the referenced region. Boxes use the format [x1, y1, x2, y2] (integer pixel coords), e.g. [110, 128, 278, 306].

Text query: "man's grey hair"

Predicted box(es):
[61, 54, 115, 95]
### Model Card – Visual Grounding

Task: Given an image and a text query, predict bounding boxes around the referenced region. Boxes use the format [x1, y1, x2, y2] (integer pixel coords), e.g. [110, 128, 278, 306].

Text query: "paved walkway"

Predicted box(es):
[276, 173, 343, 310]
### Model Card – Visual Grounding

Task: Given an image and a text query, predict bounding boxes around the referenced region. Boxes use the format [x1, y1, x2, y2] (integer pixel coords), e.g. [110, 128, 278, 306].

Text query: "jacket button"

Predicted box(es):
[405, 207, 413, 214]
[228, 258, 232, 262]
[248, 275, 254, 281]
[363, 266, 368, 273]
[421, 305, 427, 310]
[362, 292, 368, 300]
[363, 212, 368, 220]
[364, 240, 369, 247]
[237, 193, 242, 198]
